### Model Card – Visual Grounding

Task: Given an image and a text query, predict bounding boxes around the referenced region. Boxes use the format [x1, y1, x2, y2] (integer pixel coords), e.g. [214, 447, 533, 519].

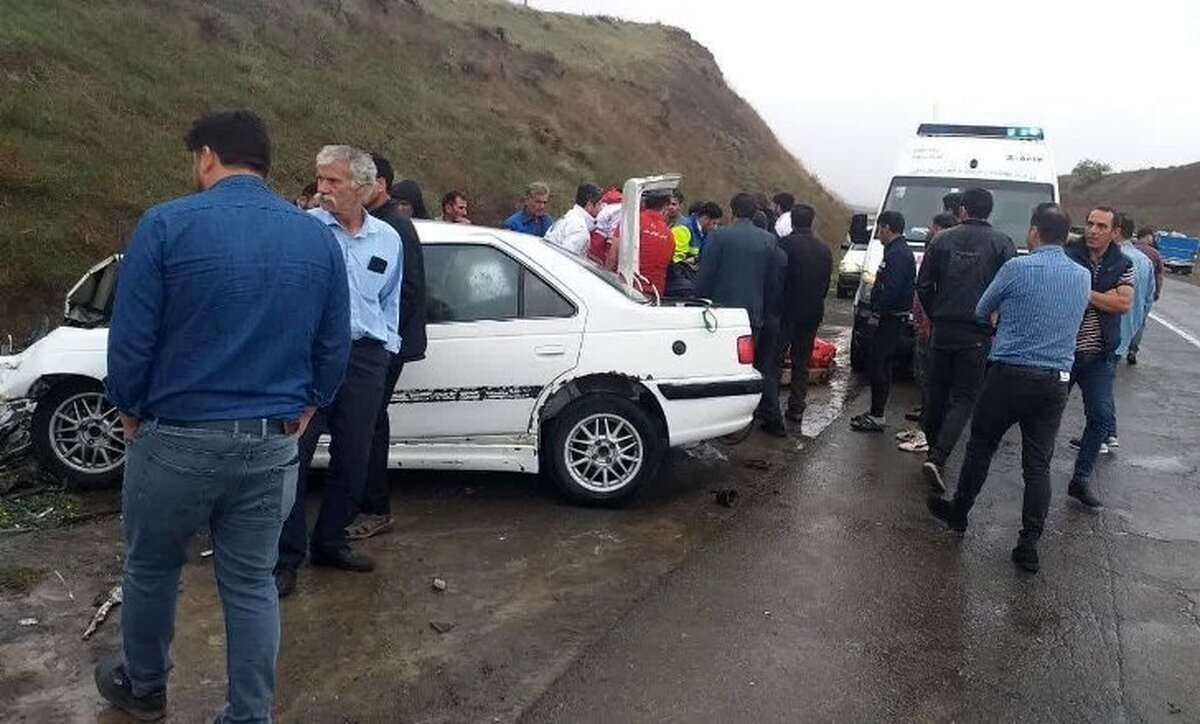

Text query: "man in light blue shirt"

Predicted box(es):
[930, 204, 1091, 574]
[1106, 215, 1155, 448]
[278, 145, 402, 596]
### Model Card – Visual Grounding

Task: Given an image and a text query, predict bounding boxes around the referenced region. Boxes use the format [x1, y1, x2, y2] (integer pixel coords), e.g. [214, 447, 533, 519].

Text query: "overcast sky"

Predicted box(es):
[522, 0, 1200, 206]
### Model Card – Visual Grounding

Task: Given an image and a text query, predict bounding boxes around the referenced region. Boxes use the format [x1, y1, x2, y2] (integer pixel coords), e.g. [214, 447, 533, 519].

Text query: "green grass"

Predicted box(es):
[0, 491, 84, 531]
[0, 0, 847, 333]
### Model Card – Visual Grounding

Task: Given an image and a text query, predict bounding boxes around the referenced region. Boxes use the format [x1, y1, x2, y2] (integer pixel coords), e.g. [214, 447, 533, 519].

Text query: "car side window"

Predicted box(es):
[425, 244, 575, 323]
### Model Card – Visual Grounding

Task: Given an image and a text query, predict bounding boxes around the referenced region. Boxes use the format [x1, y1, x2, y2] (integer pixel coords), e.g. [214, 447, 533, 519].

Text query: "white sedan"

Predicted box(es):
[0, 222, 761, 504]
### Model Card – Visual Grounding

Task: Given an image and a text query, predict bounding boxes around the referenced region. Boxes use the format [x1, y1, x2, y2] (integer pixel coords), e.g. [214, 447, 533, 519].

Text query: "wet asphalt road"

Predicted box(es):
[522, 279, 1200, 723]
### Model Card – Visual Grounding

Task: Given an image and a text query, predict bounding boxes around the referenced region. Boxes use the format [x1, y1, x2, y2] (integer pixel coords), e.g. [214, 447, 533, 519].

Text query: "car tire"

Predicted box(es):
[31, 378, 126, 489]
[544, 394, 664, 506]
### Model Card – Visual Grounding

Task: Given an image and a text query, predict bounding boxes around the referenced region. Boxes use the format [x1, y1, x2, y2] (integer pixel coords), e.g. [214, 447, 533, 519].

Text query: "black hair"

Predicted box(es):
[1135, 226, 1155, 240]
[1118, 213, 1135, 238]
[698, 201, 724, 220]
[184, 109, 271, 175]
[931, 213, 958, 230]
[643, 192, 671, 211]
[961, 187, 994, 220]
[687, 201, 704, 216]
[576, 182, 603, 207]
[1090, 206, 1119, 229]
[301, 181, 317, 197]
[671, 188, 685, 203]
[790, 203, 815, 230]
[773, 193, 796, 213]
[942, 192, 962, 214]
[730, 192, 758, 219]
[877, 210, 906, 236]
[751, 210, 769, 230]
[391, 179, 430, 219]
[1030, 203, 1071, 245]
[441, 189, 466, 210]
[370, 153, 395, 190]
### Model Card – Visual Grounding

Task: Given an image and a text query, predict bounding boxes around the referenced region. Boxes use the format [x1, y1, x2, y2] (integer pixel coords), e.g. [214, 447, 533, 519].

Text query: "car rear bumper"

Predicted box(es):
[651, 374, 762, 446]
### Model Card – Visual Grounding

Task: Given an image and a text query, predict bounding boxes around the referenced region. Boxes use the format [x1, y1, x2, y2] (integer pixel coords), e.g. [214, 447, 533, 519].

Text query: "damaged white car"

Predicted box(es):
[0, 176, 762, 504]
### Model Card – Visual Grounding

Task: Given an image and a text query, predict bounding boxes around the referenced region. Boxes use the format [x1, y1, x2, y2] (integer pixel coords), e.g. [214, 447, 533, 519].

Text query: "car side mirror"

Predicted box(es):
[849, 213, 870, 245]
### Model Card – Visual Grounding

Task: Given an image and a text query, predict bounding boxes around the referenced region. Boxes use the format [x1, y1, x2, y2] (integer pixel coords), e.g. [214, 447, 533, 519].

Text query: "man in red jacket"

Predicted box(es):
[636, 192, 675, 296]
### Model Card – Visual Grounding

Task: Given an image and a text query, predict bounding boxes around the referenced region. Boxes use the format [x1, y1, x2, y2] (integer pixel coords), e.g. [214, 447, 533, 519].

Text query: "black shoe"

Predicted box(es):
[904, 408, 922, 422]
[1068, 482, 1104, 509]
[1011, 544, 1040, 573]
[926, 495, 966, 532]
[785, 410, 804, 424]
[760, 420, 788, 438]
[1126, 353, 1137, 366]
[922, 461, 946, 493]
[311, 544, 375, 572]
[94, 657, 166, 722]
[274, 567, 297, 598]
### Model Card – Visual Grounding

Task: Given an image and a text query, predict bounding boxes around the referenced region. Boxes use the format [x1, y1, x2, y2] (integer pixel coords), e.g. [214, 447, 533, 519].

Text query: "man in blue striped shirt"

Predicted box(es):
[929, 204, 1091, 574]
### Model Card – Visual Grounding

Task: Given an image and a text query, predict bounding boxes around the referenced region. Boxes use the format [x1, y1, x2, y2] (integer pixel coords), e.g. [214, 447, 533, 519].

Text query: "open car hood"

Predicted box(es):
[65, 254, 121, 328]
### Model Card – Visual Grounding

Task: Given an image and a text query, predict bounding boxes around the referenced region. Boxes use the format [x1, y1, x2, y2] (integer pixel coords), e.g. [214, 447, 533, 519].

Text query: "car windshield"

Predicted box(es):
[542, 242, 649, 303]
[882, 177, 1055, 249]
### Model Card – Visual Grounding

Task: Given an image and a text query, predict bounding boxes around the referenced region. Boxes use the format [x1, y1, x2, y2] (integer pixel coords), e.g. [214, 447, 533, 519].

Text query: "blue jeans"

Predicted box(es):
[1070, 352, 1117, 486]
[121, 420, 298, 723]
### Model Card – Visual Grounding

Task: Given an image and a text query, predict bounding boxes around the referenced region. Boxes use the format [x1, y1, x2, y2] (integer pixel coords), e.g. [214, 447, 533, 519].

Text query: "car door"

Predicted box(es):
[388, 240, 584, 441]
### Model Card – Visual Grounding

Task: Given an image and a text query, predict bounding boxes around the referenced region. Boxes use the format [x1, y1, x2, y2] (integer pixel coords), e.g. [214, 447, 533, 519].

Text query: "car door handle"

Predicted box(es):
[535, 344, 566, 356]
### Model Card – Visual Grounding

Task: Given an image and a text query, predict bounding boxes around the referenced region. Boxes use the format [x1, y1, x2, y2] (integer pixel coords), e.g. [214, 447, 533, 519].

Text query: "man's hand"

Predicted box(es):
[120, 414, 141, 440]
[286, 406, 317, 437]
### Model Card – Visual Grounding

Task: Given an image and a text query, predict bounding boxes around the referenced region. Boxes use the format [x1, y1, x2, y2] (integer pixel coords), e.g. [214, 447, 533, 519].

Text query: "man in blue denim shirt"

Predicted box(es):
[276, 145, 402, 597]
[99, 110, 351, 723]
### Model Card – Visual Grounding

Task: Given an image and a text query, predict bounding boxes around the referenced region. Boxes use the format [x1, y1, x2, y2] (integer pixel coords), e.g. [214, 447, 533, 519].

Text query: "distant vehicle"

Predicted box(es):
[1157, 232, 1198, 275]
[847, 123, 1060, 371]
[837, 218, 872, 299]
[0, 185, 762, 504]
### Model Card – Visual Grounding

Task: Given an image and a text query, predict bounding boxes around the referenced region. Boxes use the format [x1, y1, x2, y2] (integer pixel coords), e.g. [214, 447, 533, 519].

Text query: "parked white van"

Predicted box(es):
[848, 124, 1060, 370]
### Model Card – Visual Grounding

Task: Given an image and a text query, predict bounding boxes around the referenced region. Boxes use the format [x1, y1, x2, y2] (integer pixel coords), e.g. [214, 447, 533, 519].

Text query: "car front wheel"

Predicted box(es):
[545, 394, 664, 506]
[31, 379, 126, 488]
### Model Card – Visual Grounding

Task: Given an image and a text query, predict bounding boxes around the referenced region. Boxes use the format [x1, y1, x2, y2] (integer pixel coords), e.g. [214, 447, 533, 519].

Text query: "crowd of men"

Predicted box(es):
[845, 187, 1160, 576]
[89, 106, 1167, 722]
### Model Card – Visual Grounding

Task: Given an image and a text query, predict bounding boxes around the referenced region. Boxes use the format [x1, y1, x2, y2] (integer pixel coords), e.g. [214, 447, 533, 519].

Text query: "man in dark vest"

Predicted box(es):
[1063, 207, 1134, 509]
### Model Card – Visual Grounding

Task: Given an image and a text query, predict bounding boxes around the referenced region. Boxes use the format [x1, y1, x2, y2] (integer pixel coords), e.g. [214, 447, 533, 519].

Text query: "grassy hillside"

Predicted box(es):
[1060, 162, 1200, 235]
[0, 0, 847, 334]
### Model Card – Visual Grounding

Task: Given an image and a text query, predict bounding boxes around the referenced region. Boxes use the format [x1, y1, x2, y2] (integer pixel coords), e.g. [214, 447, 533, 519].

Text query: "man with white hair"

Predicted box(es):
[276, 145, 403, 597]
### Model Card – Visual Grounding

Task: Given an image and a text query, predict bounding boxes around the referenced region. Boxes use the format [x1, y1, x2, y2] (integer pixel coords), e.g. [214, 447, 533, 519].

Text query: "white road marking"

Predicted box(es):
[1149, 311, 1200, 350]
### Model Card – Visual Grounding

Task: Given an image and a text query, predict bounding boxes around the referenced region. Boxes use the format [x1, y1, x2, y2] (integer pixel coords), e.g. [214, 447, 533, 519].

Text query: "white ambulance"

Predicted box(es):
[848, 123, 1060, 371]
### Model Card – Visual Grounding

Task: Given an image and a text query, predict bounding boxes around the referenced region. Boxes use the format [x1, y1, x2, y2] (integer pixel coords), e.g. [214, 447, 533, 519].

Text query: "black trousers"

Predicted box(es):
[278, 341, 390, 570]
[754, 321, 784, 426]
[950, 363, 1069, 545]
[361, 356, 405, 516]
[783, 321, 820, 417]
[923, 341, 990, 466]
[868, 315, 903, 418]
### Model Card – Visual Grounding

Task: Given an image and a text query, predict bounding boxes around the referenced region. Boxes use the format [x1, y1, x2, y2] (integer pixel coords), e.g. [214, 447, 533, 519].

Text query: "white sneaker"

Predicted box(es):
[895, 428, 921, 442]
[898, 431, 929, 453]
[1106, 436, 1119, 448]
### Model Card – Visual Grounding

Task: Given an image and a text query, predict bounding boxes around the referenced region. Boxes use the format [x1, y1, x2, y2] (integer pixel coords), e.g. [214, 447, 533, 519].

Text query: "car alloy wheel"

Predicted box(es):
[563, 413, 645, 493]
[49, 390, 125, 476]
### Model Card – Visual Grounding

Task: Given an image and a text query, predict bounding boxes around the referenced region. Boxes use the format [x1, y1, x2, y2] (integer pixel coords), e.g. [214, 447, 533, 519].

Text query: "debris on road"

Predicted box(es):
[18, 617, 38, 626]
[82, 585, 122, 640]
[711, 489, 739, 508]
[200, 549, 213, 558]
[53, 569, 74, 601]
[432, 577, 448, 592]
[429, 621, 456, 634]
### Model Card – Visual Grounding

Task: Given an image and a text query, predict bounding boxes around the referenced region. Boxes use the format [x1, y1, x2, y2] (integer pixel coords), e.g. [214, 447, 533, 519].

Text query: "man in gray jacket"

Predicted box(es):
[695, 192, 786, 435]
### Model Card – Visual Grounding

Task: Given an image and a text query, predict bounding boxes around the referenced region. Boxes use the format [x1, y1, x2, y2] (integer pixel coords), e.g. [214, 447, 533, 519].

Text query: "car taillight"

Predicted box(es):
[737, 335, 754, 365]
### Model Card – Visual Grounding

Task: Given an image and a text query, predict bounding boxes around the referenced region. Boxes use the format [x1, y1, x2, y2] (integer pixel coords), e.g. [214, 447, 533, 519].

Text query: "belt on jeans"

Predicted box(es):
[157, 418, 290, 435]
[353, 337, 385, 348]
[991, 362, 1063, 380]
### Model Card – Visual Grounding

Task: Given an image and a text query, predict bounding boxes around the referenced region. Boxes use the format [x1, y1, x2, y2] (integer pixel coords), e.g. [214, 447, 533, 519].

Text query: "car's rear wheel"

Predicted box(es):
[31, 379, 126, 488]
[545, 394, 663, 506]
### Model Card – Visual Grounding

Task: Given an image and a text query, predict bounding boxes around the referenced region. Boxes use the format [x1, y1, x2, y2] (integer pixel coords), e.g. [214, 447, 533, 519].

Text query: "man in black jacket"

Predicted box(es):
[1063, 207, 1134, 509]
[348, 153, 429, 542]
[852, 211, 915, 432]
[915, 188, 1017, 490]
[695, 193, 786, 436]
[777, 203, 832, 424]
